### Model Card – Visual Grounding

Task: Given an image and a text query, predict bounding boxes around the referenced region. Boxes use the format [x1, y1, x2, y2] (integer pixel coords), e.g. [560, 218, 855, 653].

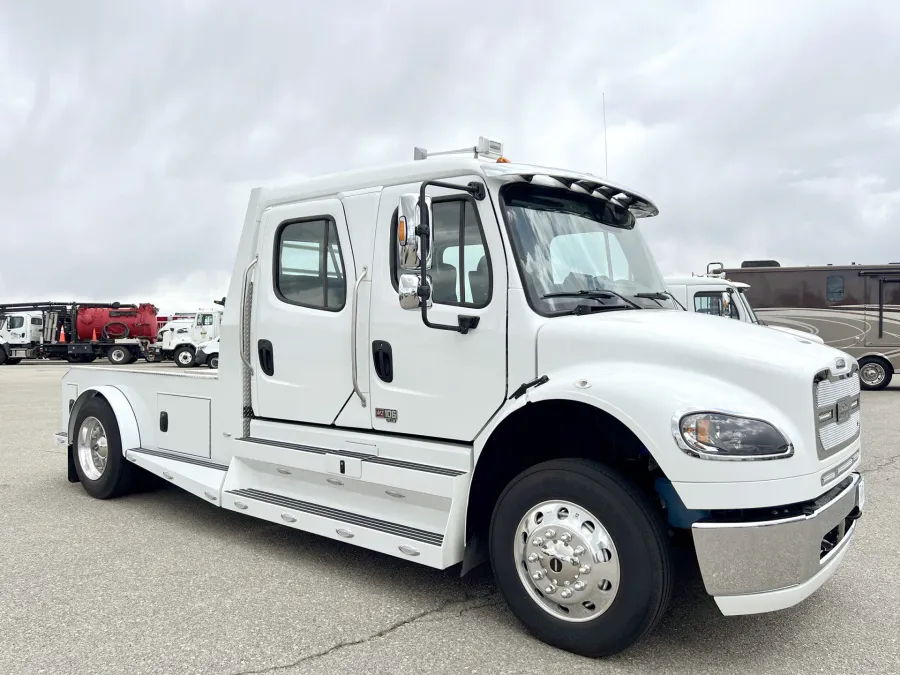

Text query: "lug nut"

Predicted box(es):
[527, 553, 539, 563]
[579, 565, 592, 575]
[573, 581, 586, 591]
[560, 589, 573, 599]
[532, 537, 544, 547]
[573, 545, 585, 555]
[560, 532, 572, 543]
[545, 585, 556, 594]
[544, 529, 556, 539]
[532, 571, 545, 581]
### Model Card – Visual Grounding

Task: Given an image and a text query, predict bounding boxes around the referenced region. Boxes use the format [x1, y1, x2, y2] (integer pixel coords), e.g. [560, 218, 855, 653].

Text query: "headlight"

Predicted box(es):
[674, 412, 793, 461]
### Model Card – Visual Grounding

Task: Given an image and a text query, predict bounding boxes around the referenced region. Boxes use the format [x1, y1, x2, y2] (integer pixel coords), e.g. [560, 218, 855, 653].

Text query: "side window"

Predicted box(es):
[694, 291, 739, 319]
[276, 218, 347, 311]
[826, 275, 844, 302]
[409, 198, 491, 308]
[31, 317, 42, 326]
[197, 314, 214, 326]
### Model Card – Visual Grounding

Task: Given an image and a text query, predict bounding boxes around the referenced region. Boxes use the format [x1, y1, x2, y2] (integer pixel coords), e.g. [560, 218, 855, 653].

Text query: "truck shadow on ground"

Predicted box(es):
[111, 479, 824, 667]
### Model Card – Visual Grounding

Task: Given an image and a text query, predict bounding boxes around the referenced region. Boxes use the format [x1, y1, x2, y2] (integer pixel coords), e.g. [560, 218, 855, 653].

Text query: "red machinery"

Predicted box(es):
[75, 303, 159, 342]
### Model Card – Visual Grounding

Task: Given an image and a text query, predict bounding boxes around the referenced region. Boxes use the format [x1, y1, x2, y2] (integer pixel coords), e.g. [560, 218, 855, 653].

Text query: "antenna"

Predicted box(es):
[602, 92, 608, 177]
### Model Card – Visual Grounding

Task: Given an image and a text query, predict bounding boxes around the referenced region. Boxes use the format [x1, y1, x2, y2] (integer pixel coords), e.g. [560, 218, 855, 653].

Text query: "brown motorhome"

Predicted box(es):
[718, 260, 900, 390]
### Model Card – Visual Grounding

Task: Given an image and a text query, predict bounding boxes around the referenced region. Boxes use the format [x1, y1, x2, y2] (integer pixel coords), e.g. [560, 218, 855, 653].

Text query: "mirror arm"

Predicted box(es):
[415, 179, 486, 334]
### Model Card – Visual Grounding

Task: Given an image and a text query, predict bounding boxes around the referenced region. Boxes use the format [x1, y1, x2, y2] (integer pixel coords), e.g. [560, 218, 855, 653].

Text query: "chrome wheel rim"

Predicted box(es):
[77, 416, 109, 481]
[514, 500, 620, 622]
[861, 363, 885, 387]
[209, 356, 218, 369]
[111, 348, 125, 363]
[177, 350, 193, 365]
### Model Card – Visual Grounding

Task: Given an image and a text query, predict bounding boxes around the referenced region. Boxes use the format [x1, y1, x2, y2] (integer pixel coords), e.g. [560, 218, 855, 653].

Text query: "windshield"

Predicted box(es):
[8, 316, 24, 329]
[736, 289, 760, 323]
[0, 317, 5, 330]
[501, 183, 676, 314]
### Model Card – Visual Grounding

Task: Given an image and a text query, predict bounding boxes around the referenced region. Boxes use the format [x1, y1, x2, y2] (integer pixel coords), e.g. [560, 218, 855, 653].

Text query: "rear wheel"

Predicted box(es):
[108, 346, 130, 365]
[858, 356, 892, 391]
[5, 358, 22, 365]
[72, 397, 137, 499]
[175, 345, 195, 368]
[489, 458, 672, 658]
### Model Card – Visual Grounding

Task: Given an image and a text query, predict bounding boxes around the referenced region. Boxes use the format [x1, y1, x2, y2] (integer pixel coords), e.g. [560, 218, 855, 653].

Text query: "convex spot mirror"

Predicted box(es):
[398, 273, 433, 311]
[397, 193, 433, 272]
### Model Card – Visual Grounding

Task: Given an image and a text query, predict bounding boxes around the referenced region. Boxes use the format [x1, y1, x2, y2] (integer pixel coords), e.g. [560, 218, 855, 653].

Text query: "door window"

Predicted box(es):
[694, 291, 740, 319]
[826, 275, 844, 302]
[275, 218, 347, 311]
[8, 317, 24, 329]
[396, 198, 491, 308]
[197, 314, 214, 326]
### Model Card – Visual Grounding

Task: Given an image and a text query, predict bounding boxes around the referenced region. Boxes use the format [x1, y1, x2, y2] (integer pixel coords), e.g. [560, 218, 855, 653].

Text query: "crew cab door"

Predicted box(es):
[359, 178, 507, 441]
[251, 198, 357, 425]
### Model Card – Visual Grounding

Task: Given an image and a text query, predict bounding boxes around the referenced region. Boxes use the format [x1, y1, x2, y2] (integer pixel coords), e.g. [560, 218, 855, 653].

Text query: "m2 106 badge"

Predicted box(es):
[375, 408, 398, 423]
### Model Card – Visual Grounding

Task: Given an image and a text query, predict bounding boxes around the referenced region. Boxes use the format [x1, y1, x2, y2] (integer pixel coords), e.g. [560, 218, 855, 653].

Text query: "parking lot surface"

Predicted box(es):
[1, 361, 898, 675]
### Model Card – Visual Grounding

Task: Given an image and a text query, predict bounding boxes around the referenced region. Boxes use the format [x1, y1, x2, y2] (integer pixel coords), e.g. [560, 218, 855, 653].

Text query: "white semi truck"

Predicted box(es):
[665, 273, 826, 343]
[149, 308, 223, 367]
[55, 139, 864, 657]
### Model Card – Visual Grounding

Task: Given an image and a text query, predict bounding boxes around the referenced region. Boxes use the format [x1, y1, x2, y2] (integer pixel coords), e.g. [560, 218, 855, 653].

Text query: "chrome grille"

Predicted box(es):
[815, 371, 861, 460]
[816, 375, 859, 408]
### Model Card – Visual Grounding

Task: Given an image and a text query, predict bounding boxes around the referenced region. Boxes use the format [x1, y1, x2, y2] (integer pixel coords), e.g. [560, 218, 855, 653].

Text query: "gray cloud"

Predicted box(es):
[1, 0, 899, 310]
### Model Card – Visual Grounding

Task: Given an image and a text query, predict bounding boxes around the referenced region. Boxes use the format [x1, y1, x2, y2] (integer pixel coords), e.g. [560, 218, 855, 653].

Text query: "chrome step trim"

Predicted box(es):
[237, 436, 465, 477]
[131, 448, 229, 471]
[226, 488, 444, 546]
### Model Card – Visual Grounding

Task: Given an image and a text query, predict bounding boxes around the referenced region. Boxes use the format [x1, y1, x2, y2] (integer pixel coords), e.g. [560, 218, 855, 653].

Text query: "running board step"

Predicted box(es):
[227, 488, 444, 546]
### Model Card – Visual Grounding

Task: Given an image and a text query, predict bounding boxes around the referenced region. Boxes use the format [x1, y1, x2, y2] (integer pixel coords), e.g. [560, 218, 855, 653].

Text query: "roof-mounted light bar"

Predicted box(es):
[414, 136, 504, 161]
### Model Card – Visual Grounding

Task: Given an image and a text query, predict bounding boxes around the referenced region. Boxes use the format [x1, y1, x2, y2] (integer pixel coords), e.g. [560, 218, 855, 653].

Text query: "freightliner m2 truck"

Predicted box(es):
[56, 139, 864, 657]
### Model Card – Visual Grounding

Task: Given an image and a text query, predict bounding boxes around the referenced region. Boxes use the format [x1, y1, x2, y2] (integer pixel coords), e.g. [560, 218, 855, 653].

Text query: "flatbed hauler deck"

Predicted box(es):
[56, 139, 864, 657]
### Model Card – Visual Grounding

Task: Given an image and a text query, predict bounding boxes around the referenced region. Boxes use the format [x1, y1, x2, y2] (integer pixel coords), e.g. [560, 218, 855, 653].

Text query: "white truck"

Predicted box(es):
[149, 308, 223, 367]
[193, 336, 219, 369]
[665, 273, 826, 343]
[0, 310, 43, 365]
[55, 138, 864, 657]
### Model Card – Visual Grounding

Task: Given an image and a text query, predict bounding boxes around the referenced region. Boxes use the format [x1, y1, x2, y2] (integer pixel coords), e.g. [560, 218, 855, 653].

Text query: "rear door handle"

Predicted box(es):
[257, 339, 274, 376]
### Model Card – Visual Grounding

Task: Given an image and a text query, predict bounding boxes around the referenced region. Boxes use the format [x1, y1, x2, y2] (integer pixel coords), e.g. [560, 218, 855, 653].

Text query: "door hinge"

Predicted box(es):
[509, 375, 549, 400]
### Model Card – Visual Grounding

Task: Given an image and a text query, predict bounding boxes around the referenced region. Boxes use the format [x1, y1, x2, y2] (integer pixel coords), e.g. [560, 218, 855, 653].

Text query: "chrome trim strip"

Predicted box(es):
[351, 266, 368, 408]
[131, 448, 229, 472]
[227, 488, 444, 545]
[236, 436, 465, 476]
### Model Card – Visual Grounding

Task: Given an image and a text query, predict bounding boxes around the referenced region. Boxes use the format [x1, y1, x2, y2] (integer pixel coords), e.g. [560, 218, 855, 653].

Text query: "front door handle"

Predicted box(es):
[372, 340, 393, 383]
[258, 339, 274, 377]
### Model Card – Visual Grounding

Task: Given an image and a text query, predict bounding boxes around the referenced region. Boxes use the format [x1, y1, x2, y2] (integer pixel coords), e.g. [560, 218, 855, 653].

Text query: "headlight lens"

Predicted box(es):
[677, 412, 793, 460]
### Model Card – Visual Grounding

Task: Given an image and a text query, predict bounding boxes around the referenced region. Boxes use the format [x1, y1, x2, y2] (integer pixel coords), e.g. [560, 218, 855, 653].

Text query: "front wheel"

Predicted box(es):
[208, 353, 219, 369]
[174, 345, 196, 368]
[489, 458, 673, 658]
[858, 356, 892, 391]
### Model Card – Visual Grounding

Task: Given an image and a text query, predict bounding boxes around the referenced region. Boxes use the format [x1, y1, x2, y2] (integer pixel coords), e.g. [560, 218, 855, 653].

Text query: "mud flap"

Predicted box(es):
[460, 534, 487, 576]
[67, 444, 79, 483]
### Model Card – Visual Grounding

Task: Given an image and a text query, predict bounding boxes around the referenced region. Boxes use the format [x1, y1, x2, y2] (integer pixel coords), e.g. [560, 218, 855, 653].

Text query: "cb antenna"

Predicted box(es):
[602, 92, 608, 177]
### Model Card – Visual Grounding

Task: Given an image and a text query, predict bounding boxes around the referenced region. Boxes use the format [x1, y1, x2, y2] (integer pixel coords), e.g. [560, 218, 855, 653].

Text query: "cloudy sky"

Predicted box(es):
[2, 0, 899, 312]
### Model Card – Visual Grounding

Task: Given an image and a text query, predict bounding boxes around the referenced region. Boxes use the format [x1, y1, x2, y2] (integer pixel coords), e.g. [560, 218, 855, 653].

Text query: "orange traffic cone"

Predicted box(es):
[59, 326, 66, 343]
[92, 328, 97, 342]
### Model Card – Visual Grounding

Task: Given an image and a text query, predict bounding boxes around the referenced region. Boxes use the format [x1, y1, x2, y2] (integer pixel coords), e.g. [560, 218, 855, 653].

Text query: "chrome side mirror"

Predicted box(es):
[398, 273, 432, 311]
[397, 193, 433, 271]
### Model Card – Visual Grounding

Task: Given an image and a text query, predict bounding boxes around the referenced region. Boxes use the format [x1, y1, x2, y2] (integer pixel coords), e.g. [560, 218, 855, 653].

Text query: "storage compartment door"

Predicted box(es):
[156, 394, 211, 458]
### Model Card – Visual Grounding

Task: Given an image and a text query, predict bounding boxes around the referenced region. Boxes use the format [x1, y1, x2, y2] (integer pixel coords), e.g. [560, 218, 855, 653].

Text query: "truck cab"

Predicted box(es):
[151, 309, 223, 367]
[57, 139, 864, 658]
[0, 311, 44, 364]
[665, 272, 825, 343]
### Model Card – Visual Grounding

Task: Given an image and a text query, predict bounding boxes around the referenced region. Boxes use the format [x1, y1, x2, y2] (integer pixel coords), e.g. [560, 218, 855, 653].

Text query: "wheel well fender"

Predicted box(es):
[68, 386, 141, 452]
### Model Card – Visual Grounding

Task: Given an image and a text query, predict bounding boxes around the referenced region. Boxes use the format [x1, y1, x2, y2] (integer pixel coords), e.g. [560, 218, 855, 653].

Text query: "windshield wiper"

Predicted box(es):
[634, 291, 685, 310]
[542, 290, 642, 309]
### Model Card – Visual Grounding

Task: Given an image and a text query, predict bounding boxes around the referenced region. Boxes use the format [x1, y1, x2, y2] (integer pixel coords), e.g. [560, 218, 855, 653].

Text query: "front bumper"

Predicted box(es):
[692, 472, 863, 615]
[194, 350, 209, 366]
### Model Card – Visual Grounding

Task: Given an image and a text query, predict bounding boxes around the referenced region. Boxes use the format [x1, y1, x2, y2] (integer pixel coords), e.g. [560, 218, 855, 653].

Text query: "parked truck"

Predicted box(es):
[716, 260, 900, 390]
[665, 268, 825, 343]
[1, 302, 158, 365]
[56, 138, 864, 657]
[149, 307, 223, 367]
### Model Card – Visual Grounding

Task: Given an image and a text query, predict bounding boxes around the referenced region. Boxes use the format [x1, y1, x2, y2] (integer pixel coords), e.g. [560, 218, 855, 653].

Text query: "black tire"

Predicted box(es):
[488, 458, 673, 658]
[108, 346, 129, 365]
[71, 397, 137, 499]
[174, 345, 195, 368]
[5, 358, 22, 365]
[208, 353, 219, 369]
[0, 348, 7, 365]
[858, 356, 892, 391]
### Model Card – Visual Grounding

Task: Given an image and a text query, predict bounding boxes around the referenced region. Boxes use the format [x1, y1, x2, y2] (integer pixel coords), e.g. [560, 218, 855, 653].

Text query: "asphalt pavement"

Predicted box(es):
[1, 361, 898, 674]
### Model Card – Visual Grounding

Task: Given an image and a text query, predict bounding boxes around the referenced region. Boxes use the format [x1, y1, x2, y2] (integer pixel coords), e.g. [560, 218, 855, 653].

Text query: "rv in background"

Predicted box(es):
[718, 260, 900, 391]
